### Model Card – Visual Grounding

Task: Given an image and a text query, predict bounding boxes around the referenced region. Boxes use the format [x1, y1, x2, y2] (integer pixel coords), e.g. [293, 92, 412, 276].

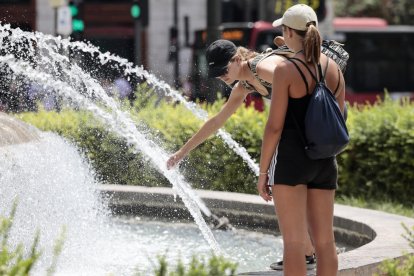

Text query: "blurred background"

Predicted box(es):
[0, 0, 413, 108]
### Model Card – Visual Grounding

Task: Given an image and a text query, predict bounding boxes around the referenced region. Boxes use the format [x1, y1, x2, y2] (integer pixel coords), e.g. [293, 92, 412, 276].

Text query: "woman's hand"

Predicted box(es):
[257, 174, 272, 202]
[166, 151, 185, 170]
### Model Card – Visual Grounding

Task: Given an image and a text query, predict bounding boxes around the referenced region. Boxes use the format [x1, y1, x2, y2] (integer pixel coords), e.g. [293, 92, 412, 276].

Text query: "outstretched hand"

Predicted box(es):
[166, 151, 184, 170]
[257, 174, 272, 202]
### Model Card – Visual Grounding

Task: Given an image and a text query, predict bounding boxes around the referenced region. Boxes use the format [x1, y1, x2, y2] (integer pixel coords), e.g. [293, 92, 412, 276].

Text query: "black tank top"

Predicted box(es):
[284, 95, 311, 131]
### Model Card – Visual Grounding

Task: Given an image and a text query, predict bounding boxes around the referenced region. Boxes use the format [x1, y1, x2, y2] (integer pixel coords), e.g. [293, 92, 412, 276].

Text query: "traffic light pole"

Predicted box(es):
[53, 7, 58, 36]
[134, 19, 142, 66]
[206, 0, 221, 45]
[173, 0, 180, 89]
[206, 0, 221, 103]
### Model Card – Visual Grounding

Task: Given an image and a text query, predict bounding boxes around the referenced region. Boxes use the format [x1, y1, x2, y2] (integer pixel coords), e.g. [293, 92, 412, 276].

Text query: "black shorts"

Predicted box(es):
[268, 130, 338, 190]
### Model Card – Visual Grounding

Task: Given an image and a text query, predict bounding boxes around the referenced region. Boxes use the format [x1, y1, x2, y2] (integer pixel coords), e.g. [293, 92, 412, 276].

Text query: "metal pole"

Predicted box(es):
[54, 7, 58, 36]
[173, 0, 180, 89]
[134, 19, 142, 65]
[206, 0, 222, 103]
[258, 0, 266, 20]
[206, 0, 221, 45]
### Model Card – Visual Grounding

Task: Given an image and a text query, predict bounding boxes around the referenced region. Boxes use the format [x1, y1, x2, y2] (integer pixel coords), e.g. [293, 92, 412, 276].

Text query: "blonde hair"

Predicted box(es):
[235, 46, 258, 61]
[294, 23, 321, 64]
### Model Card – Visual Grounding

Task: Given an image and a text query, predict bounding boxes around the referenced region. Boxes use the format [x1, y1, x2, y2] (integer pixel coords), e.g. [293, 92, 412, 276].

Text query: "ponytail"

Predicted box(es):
[293, 23, 322, 64]
[303, 24, 321, 64]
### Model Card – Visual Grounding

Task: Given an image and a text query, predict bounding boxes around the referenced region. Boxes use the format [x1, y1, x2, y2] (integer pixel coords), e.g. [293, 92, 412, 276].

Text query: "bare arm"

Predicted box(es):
[324, 55, 346, 113]
[167, 83, 250, 169]
[257, 62, 290, 201]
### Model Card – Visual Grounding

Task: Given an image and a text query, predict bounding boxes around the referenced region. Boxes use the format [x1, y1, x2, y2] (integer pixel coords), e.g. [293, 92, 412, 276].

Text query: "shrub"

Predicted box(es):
[143, 254, 237, 276]
[0, 201, 41, 275]
[16, 93, 414, 206]
[17, 109, 170, 187]
[337, 95, 414, 206]
[0, 200, 65, 276]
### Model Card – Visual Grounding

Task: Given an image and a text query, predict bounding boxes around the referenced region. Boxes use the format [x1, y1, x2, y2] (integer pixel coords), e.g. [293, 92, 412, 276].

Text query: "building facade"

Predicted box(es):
[0, 0, 327, 87]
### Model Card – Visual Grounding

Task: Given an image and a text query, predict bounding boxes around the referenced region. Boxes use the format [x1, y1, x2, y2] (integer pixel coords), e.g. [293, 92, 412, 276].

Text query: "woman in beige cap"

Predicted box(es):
[166, 38, 318, 269]
[257, 4, 345, 275]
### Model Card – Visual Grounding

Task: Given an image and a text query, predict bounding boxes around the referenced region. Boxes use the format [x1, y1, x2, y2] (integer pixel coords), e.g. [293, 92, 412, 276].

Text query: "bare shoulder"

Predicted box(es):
[254, 54, 285, 75]
[274, 59, 294, 80]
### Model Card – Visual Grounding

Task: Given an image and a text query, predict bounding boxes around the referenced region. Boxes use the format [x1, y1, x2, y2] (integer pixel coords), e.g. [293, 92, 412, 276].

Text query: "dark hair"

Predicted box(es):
[293, 22, 321, 63]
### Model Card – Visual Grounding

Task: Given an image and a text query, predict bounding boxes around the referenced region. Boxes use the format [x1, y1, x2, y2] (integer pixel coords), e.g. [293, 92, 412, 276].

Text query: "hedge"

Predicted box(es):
[16, 93, 414, 206]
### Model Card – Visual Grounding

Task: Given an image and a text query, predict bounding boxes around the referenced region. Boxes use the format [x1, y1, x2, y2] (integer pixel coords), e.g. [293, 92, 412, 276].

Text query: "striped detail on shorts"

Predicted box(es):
[268, 148, 278, 186]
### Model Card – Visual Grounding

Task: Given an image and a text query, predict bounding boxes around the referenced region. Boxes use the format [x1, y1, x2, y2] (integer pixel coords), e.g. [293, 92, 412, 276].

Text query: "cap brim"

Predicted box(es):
[208, 65, 227, 78]
[272, 18, 283, 27]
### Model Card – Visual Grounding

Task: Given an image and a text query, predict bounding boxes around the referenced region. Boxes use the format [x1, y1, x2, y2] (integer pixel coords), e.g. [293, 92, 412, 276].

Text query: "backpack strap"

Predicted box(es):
[289, 57, 318, 83]
[333, 68, 341, 96]
[320, 57, 342, 97]
[318, 57, 329, 83]
[287, 58, 310, 94]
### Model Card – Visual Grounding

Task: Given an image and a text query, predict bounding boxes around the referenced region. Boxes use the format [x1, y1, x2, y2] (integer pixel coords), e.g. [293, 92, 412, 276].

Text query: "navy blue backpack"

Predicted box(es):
[288, 57, 349, 160]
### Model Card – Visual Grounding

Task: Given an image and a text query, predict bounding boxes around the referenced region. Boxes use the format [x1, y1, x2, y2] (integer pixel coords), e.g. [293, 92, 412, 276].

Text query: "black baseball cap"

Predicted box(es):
[206, 39, 237, 78]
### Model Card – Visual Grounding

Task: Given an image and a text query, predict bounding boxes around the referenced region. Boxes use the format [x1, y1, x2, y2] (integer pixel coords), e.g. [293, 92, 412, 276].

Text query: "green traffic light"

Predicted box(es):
[69, 5, 78, 17]
[72, 19, 84, 32]
[131, 4, 141, 19]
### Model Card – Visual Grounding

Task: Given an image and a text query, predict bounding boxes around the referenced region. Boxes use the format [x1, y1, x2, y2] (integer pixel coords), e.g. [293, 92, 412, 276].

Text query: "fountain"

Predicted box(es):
[1, 24, 413, 276]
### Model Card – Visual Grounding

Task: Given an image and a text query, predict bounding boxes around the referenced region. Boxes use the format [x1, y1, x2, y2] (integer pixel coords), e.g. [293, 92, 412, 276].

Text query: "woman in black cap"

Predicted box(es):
[166, 39, 292, 170]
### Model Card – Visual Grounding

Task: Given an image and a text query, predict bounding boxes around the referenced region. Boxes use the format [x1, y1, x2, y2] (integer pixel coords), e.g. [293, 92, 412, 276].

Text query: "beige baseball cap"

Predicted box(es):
[272, 4, 318, 31]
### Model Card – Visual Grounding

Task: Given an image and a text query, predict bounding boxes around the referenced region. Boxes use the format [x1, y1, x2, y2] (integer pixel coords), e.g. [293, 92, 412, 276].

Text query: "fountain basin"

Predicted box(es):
[100, 184, 414, 276]
[0, 112, 39, 145]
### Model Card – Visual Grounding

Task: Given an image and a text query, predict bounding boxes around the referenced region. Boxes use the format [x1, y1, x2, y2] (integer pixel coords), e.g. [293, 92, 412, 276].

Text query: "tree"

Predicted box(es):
[333, 0, 414, 25]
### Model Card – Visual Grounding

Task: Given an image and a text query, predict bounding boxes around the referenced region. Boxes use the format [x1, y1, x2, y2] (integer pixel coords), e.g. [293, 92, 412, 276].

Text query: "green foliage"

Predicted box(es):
[376, 224, 414, 275]
[16, 109, 170, 187]
[46, 227, 66, 276]
[0, 200, 65, 276]
[132, 96, 267, 192]
[333, 0, 414, 25]
[149, 254, 237, 276]
[16, 93, 414, 207]
[337, 95, 414, 206]
[0, 200, 41, 276]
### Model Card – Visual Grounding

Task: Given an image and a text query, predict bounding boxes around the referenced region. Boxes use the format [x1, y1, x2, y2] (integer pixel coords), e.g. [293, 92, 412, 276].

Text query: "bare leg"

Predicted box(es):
[304, 229, 315, 256]
[307, 188, 338, 276]
[273, 184, 308, 275]
[273, 191, 315, 257]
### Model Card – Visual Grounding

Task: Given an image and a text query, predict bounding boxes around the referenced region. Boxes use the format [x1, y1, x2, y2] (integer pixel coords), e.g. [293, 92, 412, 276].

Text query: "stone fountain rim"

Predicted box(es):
[99, 184, 414, 276]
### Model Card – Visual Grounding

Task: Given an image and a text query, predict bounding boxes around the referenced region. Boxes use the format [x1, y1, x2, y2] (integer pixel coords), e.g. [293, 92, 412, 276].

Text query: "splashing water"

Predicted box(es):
[0, 24, 260, 176]
[0, 132, 110, 274]
[0, 24, 222, 252]
[0, 132, 284, 274]
[0, 54, 222, 254]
